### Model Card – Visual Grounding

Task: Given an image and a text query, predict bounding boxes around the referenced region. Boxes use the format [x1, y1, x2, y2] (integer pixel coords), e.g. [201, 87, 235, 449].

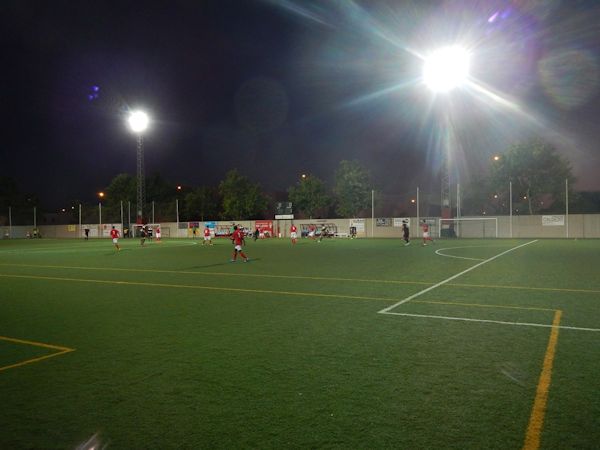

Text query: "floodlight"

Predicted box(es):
[128, 111, 149, 133]
[423, 46, 470, 92]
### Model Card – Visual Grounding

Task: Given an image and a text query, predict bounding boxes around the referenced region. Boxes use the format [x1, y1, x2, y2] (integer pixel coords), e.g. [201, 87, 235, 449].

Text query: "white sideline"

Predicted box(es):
[378, 240, 538, 314]
[379, 311, 600, 332]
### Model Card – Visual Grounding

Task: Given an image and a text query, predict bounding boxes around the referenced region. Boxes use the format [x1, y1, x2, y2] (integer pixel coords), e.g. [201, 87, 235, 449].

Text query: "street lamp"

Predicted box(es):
[493, 155, 501, 161]
[128, 110, 150, 224]
[97, 191, 105, 235]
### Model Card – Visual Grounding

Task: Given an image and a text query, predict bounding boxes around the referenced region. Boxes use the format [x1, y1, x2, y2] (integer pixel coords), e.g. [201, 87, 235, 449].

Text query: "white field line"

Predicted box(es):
[378, 240, 538, 314]
[435, 247, 485, 261]
[435, 244, 517, 261]
[380, 311, 600, 332]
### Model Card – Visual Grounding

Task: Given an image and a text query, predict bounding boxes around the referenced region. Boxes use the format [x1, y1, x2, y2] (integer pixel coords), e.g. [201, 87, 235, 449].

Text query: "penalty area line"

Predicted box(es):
[378, 240, 538, 314]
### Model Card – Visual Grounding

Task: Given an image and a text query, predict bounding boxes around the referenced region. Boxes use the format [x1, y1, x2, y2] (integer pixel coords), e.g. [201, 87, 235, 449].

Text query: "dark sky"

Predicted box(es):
[2, 0, 600, 209]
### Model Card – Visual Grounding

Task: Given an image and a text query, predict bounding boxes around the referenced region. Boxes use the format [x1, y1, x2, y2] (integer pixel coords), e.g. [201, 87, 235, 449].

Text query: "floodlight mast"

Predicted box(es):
[128, 111, 149, 224]
[422, 46, 471, 223]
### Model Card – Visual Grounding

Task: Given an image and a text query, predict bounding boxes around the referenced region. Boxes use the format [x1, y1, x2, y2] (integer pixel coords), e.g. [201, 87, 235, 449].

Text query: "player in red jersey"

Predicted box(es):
[203, 226, 213, 245]
[421, 220, 434, 246]
[290, 223, 297, 245]
[110, 226, 121, 251]
[230, 225, 248, 262]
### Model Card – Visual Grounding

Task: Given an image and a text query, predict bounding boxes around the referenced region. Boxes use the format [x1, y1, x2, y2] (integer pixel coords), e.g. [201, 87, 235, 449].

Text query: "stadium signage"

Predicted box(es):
[542, 215, 565, 226]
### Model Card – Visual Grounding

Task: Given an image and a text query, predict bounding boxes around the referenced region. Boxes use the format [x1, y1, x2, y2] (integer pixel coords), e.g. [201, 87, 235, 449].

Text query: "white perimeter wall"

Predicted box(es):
[2, 215, 600, 239]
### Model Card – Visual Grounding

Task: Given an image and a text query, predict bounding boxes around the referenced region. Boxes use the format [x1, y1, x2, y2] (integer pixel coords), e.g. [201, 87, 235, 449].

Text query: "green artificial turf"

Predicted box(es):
[0, 237, 599, 449]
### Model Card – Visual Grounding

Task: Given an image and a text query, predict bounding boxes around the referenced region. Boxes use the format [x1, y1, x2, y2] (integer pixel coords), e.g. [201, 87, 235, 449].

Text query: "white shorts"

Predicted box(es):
[234, 244, 242, 251]
[423, 232, 430, 238]
[112, 238, 118, 244]
[204, 236, 211, 241]
[308, 231, 315, 237]
[156, 233, 161, 239]
[291, 232, 297, 239]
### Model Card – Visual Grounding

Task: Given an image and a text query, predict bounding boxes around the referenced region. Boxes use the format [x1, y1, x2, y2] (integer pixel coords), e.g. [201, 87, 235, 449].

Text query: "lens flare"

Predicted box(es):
[423, 46, 470, 93]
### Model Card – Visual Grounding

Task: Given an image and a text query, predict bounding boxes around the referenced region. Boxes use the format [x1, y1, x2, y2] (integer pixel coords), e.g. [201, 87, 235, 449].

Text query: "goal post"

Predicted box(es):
[131, 223, 163, 239]
[438, 217, 498, 239]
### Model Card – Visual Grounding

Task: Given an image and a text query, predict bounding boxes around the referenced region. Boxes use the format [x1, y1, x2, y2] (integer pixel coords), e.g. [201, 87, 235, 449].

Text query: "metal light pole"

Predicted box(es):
[416, 187, 420, 226]
[371, 189, 374, 238]
[176, 199, 180, 236]
[128, 111, 150, 224]
[136, 134, 145, 223]
[565, 178, 569, 239]
[509, 181, 513, 238]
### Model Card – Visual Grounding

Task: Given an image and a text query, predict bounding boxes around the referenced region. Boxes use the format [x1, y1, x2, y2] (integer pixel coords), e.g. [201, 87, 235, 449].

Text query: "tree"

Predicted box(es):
[334, 160, 371, 218]
[219, 169, 268, 219]
[287, 176, 330, 219]
[490, 140, 574, 214]
[146, 173, 174, 202]
[184, 186, 220, 221]
[105, 174, 136, 204]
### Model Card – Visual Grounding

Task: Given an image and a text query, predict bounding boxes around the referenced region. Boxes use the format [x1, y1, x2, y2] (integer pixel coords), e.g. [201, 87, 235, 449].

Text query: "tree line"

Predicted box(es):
[2, 139, 599, 224]
[96, 159, 373, 222]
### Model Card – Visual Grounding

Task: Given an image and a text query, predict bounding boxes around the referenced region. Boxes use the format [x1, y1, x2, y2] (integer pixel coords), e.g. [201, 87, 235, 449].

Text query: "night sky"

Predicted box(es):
[2, 0, 600, 209]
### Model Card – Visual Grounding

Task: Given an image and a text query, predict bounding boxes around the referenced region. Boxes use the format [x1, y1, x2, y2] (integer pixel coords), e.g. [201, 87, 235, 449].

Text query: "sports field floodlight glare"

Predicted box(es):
[128, 110, 149, 133]
[423, 46, 471, 93]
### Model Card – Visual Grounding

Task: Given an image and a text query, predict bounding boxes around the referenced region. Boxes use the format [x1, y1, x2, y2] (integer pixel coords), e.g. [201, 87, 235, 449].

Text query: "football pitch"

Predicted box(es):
[0, 237, 599, 449]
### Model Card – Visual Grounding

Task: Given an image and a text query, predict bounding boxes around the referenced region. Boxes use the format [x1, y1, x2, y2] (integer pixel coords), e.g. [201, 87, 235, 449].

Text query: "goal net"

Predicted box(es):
[438, 217, 498, 238]
[130, 224, 165, 239]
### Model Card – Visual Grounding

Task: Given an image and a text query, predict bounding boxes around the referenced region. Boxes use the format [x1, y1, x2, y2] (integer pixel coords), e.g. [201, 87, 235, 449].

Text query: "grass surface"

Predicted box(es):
[0, 237, 599, 449]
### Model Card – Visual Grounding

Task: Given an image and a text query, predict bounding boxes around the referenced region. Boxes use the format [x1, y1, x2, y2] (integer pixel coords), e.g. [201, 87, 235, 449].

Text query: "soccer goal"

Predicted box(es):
[438, 217, 498, 239]
[131, 223, 163, 239]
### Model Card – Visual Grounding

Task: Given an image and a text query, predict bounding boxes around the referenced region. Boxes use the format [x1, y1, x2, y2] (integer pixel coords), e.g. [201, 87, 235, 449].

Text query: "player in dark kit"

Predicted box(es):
[140, 225, 147, 246]
[402, 220, 410, 246]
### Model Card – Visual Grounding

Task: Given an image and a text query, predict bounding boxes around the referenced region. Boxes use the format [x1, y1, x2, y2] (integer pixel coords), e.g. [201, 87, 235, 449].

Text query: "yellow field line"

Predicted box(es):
[2, 263, 599, 294]
[0, 273, 398, 303]
[0, 336, 75, 373]
[522, 310, 562, 450]
[412, 300, 556, 312]
[0, 335, 74, 352]
[0, 263, 431, 287]
[0, 349, 75, 373]
[450, 282, 600, 295]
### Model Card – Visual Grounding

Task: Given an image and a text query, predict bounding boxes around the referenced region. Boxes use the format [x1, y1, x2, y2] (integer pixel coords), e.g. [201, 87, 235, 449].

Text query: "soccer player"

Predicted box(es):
[402, 220, 410, 246]
[421, 220, 434, 246]
[203, 226, 212, 245]
[230, 225, 248, 262]
[155, 226, 161, 242]
[318, 225, 327, 243]
[140, 225, 147, 246]
[290, 223, 297, 245]
[110, 226, 121, 251]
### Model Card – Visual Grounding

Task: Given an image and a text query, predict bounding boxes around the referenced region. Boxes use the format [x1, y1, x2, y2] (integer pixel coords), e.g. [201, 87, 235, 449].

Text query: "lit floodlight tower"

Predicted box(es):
[128, 111, 149, 224]
[423, 46, 470, 93]
[423, 46, 470, 222]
